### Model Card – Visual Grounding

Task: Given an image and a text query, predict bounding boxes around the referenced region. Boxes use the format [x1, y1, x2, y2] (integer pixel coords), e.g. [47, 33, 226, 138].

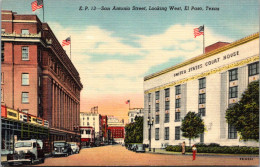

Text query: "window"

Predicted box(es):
[86, 130, 91, 134]
[22, 73, 29, 85]
[200, 133, 204, 143]
[175, 112, 180, 121]
[175, 85, 181, 95]
[199, 78, 206, 89]
[199, 108, 206, 117]
[22, 92, 29, 103]
[21, 109, 28, 113]
[87, 122, 89, 126]
[155, 103, 159, 112]
[199, 94, 206, 104]
[175, 99, 181, 108]
[155, 115, 159, 124]
[80, 130, 84, 134]
[1, 42, 4, 62]
[1, 72, 4, 84]
[131, 118, 134, 123]
[175, 126, 180, 140]
[165, 88, 170, 98]
[87, 117, 89, 120]
[93, 117, 95, 120]
[248, 62, 259, 76]
[165, 101, 170, 110]
[228, 124, 237, 139]
[1, 88, 3, 102]
[165, 113, 169, 123]
[155, 128, 159, 140]
[155, 91, 160, 100]
[229, 69, 238, 81]
[21, 29, 29, 35]
[22, 47, 29, 60]
[148, 93, 151, 102]
[229, 86, 238, 98]
[165, 127, 169, 140]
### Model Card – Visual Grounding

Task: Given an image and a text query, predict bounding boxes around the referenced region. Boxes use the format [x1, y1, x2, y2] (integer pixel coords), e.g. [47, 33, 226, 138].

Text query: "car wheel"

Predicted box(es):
[30, 157, 35, 164]
[41, 157, 45, 163]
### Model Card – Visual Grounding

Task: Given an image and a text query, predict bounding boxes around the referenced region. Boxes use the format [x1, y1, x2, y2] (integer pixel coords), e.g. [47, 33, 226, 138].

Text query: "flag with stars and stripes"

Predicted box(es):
[194, 25, 204, 38]
[31, 0, 43, 11]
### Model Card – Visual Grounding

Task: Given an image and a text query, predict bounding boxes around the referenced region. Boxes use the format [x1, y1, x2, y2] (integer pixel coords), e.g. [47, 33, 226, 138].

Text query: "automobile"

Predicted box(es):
[7, 139, 45, 165]
[68, 142, 80, 154]
[130, 144, 137, 151]
[135, 144, 145, 153]
[127, 144, 132, 150]
[52, 141, 72, 157]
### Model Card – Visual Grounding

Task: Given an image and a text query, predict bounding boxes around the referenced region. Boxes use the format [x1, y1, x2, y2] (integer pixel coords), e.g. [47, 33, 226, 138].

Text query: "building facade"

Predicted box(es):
[128, 108, 144, 123]
[80, 112, 102, 142]
[80, 126, 95, 147]
[143, 33, 259, 148]
[101, 115, 108, 142]
[107, 116, 125, 144]
[1, 10, 83, 149]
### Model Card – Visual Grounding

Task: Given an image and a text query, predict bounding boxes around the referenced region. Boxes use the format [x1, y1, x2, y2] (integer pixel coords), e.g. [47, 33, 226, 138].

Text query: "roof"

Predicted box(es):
[144, 32, 259, 81]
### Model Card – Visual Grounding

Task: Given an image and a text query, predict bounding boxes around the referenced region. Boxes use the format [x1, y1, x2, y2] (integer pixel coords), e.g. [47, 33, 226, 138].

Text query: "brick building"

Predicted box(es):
[107, 116, 125, 144]
[101, 115, 108, 142]
[1, 10, 83, 146]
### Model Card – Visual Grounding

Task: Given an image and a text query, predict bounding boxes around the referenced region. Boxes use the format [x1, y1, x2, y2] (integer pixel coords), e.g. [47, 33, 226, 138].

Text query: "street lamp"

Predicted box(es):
[147, 116, 154, 151]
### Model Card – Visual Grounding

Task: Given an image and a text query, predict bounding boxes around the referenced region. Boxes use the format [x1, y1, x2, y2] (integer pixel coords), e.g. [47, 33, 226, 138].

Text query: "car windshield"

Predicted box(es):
[15, 142, 32, 148]
[54, 142, 65, 147]
[70, 144, 76, 146]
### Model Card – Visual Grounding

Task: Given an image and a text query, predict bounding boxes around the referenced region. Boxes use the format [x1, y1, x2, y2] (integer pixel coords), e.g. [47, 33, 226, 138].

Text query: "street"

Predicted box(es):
[33, 145, 259, 166]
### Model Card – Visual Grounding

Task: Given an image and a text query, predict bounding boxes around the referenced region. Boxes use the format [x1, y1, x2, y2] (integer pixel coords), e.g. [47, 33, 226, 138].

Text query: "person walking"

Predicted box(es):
[192, 144, 197, 160]
[182, 141, 186, 155]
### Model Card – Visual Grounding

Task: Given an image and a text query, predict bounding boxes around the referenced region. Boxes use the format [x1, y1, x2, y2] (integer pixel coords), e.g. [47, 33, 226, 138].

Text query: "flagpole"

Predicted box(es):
[42, 0, 45, 22]
[70, 36, 71, 60]
[203, 25, 205, 54]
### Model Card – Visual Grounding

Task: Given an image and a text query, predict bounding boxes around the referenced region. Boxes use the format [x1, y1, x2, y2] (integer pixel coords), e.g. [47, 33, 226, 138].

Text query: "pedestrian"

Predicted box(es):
[192, 144, 197, 160]
[182, 141, 186, 155]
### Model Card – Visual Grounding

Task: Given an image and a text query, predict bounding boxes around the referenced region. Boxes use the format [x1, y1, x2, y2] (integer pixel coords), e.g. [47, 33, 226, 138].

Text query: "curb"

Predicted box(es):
[145, 151, 259, 158]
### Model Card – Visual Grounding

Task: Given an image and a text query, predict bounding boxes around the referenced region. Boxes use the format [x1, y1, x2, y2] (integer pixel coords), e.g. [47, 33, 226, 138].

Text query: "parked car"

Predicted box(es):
[52, 141, 72, 157]
[7, 139, 45, 165]
[68, 142, 80, 154]
[135, 144, 145, 153]
[130, 144, 137, 151]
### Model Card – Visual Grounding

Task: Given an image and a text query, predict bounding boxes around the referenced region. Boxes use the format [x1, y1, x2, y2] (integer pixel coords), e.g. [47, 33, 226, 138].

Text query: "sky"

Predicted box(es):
[1, 0, 259, 122]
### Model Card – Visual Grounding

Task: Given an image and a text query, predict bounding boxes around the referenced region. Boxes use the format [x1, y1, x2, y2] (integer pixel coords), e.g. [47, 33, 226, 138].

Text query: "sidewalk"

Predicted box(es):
[145, 148, 259, 158]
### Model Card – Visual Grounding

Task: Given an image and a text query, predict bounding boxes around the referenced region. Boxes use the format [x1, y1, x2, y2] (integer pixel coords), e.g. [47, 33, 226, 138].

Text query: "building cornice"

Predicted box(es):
[2, 20, 38, 23]
[145, 55, 259, 94]
[144, 32, 259, 81]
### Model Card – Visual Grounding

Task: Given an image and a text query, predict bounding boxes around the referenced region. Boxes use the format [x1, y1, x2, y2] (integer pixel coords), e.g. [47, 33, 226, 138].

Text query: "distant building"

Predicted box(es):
[101, 115, 108, 142]
[107, 116, 125, 144]
[128, 108, 144, 123]
[143, 33, 259, 148]
[80, 112, 102, 142]
[80, 126, 95, 147]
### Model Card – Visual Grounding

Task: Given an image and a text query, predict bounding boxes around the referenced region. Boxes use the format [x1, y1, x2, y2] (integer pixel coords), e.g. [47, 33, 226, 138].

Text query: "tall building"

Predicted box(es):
[1, 11, 83, 147]
[128, 108, 144, 123]
[143, 33, 259, 148]
[107, 116, 125, 144]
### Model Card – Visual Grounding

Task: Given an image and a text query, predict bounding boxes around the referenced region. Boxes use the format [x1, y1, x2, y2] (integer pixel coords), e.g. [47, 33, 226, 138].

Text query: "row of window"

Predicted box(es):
[154, 127, 181, 140]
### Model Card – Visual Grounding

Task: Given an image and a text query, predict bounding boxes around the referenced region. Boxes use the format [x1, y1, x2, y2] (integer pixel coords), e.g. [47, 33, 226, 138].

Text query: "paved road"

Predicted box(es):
[34, 145, 259, 166]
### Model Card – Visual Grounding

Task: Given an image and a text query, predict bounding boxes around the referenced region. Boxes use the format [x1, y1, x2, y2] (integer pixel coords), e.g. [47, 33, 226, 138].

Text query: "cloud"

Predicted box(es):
[47, 22, 234, 101]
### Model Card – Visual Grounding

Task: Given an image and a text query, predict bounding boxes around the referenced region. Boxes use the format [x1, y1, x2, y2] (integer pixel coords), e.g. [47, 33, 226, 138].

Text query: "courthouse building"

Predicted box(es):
[143, 33, 259, 148]
[1, 10, 83, 147]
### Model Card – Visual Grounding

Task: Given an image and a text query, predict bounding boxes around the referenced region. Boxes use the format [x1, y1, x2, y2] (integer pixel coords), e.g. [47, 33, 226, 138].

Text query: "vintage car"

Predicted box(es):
[68, 142, 80, 154]
[52, 141, 72, 157]
[7, 139, 45, 165]
[135, 144, 145, 153]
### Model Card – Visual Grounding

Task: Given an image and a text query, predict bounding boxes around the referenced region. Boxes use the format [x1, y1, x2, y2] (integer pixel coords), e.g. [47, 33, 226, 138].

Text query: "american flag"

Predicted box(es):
[31, 0, 43, 12]
[125, 100, 130, 104]
[193, 25, 204, 38]
[62, 37, 71, 46]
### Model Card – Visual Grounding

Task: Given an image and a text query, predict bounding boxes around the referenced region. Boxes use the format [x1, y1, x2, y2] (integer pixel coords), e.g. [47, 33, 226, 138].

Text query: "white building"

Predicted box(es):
[107, 116, 125, 144]
[80, 112, 102, 140]
[128, 108, 144, 123]
[143, 33, 259, 148]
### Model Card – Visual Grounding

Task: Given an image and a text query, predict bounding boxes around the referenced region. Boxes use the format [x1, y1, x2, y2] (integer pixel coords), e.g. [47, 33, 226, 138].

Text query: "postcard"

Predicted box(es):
[0, 0, 259, 166]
